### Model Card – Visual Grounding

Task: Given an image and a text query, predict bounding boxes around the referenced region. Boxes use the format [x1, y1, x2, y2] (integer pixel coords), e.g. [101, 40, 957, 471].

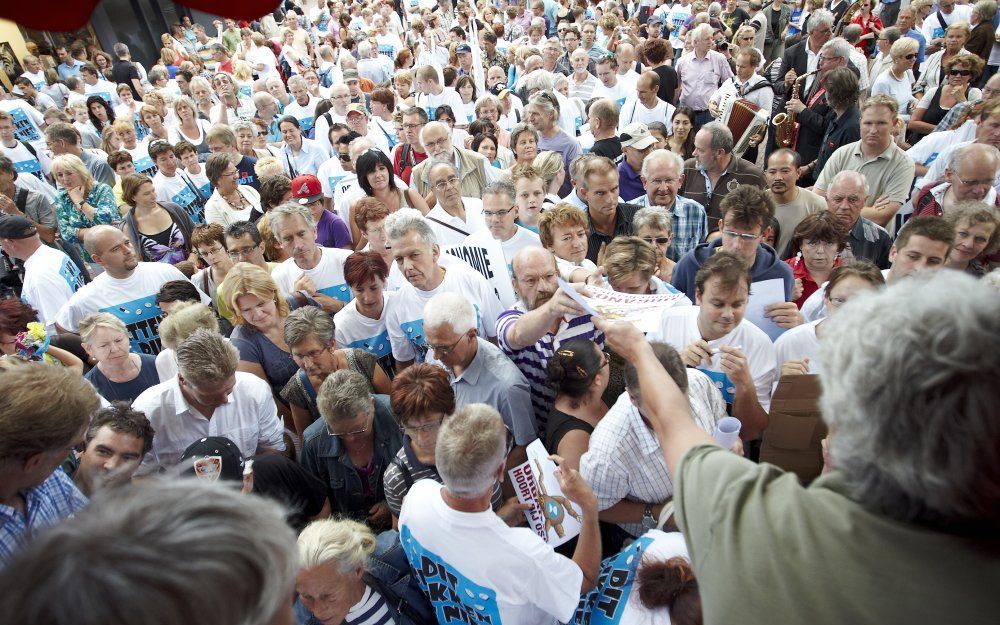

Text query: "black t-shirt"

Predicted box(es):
[591, 137, 622, 163]
[723, 8, 750, 35]
[111, 60, 142, 101]
[653, 64, 678, 105]
[235, 155, 261, 190]
[544, 409, 595, 455]
[250, 454, 328, 531]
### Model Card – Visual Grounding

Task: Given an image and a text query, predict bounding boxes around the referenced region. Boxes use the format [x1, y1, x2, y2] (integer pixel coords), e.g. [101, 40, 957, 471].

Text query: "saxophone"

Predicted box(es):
[835, 0, 863, 36]
[771, 70, 817, 148]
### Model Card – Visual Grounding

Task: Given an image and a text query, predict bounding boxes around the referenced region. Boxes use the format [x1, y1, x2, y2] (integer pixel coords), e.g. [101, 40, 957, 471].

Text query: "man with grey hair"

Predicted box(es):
[384, 208, 502, 368]
[356, 40, 392, 86]
[822, 169, 893, 268]
[634, 149, 708, 257]
[593, 270, 1000, 624]
[300, 368, 400, 527]
[410, 121, 500, 202]
[674, 24, 734, 128]
[283, 75, 318, 140]
[0, 480, 299, 625]
[269, 203, 353, 313]
[399, 403, 602, 624]
[776, 8, 835, 101]
[424, 161, 488, 245]
[680, 122, 766, 223]
[423, 292, 537, 458]
[907, 142, 1000, 218]
[111, 42, 143, 101]
[43, 122, 115, 186]
[132, 329, 284, 475]
[465, 180, 541, 266]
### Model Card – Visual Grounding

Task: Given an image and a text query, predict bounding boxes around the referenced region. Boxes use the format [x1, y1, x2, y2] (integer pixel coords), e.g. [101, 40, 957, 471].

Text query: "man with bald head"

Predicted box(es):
[824, 170, 893, 269]
[497, 247, 603, 427]
[56, 225, 209, 354]
[618, 71, 673, 130]
[910, 143, 1000, 218]
[410, 121, 501, 202]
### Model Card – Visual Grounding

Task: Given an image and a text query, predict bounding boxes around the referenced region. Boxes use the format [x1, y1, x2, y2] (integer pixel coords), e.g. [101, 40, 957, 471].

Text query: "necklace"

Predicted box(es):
[222, 189, 246, 209]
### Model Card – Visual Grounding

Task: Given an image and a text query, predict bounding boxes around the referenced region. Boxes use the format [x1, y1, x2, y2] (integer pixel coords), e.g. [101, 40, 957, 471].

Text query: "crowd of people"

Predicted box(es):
[0, 0, 998, 624]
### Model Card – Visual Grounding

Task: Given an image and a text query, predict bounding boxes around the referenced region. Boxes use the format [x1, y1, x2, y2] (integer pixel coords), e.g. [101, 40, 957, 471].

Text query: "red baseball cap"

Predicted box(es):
[291, 174, 324, 205]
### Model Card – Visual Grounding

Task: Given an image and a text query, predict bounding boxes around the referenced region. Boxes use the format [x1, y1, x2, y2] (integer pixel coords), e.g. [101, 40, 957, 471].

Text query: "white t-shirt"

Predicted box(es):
[133, 372, 285, 475]
[125, 139, 157, 177]
[647, 305, 777, 411]
[21, 244, 85, 330]
[21, 69, 46, 90]
[84, 79, 121, 107]
[153, 169, 210, 224]
[271, 246, 354, 302]
[167, 118, 211, 147]
[425, 199, 487, 246]
[399, 479, 583, 625]
[464, 226, 541, 273]
[385, 262, 502, 362]
[317, 156, 351, 199]
[0, 140, 50, 182]
[0, 99, 45, 144]
[283, 96, 319, 138]
[56, 262, 209, 354]
[334, 291, 395, 372]
[666, 5, 692, 49]
[415, 88, 466, 122]
[375, 33, 405, 60]
[617, 97, 675, 132]
[773, 318, 823, 374]
[591, 79, 632, 110]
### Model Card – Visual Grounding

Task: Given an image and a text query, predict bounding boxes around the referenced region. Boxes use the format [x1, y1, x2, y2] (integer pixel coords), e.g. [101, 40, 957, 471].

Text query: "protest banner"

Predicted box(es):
[557, 278, 689, 333]
[443, 238, 516, 308]
[506, 440, 582, 547]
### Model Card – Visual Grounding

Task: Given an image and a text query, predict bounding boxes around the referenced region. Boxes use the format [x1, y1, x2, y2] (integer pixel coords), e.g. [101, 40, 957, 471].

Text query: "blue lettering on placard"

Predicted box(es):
[133, 155, 158, 177]
[400, 526, 503, 625]
[573, 535, 654, 624]
[100, 294, 165, 354]
[318, 282, 352, 303]
[699, 368, 735, 404]
[171, 187, 207, 224]
[400, 318, 429, 362]
[9, 107, 41, 143]
[59, 257, 85, 293]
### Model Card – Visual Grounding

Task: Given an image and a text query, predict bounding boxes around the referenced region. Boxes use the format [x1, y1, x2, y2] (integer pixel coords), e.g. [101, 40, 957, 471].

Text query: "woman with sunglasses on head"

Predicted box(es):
[909, 53, 984, 138]
[545, 338, 611, 472]
[870, 37, 921, 122]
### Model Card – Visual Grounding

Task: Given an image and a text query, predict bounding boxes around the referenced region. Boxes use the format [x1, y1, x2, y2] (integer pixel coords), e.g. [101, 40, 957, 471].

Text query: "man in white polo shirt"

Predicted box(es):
[385, 208, 502, 368]
[425, 161, 488, 245]
[269, 203, 353, 313]
[464, 180, 541, 271]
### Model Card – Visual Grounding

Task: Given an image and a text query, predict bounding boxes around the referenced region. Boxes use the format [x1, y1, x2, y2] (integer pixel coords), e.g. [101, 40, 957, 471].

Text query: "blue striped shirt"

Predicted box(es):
[0, 469, 88, 566]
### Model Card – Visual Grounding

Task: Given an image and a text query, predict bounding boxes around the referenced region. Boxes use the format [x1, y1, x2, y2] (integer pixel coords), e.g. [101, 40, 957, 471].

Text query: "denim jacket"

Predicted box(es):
[300, 395, 402, 524]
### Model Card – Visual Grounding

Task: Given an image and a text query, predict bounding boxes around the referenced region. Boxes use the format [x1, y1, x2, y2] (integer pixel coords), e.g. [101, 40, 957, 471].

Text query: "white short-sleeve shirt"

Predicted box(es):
[271, 246, 354, 302]
[21, 245, 85, 331]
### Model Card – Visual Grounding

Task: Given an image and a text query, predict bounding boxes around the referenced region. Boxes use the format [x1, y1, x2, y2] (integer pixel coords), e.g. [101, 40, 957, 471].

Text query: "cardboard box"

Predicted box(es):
[760, 374, 827, 482]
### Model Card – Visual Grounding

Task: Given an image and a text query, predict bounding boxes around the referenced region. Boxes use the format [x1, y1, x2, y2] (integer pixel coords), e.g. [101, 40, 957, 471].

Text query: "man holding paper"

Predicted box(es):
[671, 186, 802, 332]
[399, 403, 601, 625]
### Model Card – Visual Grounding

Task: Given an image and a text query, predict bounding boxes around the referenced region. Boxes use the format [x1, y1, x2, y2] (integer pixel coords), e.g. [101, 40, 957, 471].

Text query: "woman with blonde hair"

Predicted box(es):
[219, 262, 299, 414]
[80, 312, 160, 402]
[168, 96, 211, 155]
[531, 150, 567, 205]
[156, 301, 220, 381]
[100, 125, 122, 155]
[52, 154, 119, 263]
[915, 20, 971, 96]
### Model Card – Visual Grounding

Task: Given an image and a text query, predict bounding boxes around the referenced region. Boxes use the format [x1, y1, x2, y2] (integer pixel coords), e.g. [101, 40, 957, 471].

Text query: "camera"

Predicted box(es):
[716, 41, 729, 51]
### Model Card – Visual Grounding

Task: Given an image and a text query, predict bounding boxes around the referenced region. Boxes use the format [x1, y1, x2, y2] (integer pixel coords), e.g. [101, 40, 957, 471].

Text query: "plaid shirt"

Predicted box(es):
[633, 194, 709, 258]
[1, 469, 87, 566]
[933, 100, 974, 133]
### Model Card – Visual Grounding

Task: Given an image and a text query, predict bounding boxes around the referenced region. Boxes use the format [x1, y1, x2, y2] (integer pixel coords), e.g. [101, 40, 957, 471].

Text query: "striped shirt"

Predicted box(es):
[346, 586, 396, 625]
[579, 374, 727, 537]
[496, 304, 602, 433]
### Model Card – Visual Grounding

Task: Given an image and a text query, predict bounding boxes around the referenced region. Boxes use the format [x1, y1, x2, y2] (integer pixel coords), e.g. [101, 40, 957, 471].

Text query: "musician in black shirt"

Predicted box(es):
[811, 68, 861, 179]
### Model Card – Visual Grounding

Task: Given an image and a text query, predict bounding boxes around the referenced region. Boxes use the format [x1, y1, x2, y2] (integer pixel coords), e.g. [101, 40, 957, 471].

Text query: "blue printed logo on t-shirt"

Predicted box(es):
[699, 368, 735, 404]
[133, 155, 158, 177]
[59, 257, 85, 293]
[317, 282, 352, 303]
[400, 526, 503, 625]
[400, 318, 429, 362]
[12, 158, 42, 180]
[347, 330, 392, 358]
[170, 186, 207, 224]
[100, 294, 165, 354]
[573, 535, 654, 624]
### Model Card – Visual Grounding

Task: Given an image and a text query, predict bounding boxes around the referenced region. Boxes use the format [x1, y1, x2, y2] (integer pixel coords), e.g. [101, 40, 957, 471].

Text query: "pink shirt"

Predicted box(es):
[674, 49, 735, 111]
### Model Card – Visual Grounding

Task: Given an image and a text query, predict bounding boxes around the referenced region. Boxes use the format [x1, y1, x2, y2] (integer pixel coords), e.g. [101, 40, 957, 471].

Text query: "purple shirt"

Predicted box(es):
[315, 209, 351, 248]
[617, 160, 645, 202]
[674, 50, 734, 111]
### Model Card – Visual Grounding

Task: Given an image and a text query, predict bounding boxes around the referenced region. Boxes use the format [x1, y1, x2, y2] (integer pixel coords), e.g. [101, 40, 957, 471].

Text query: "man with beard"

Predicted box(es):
[765, 149, 827, 254]
[632, 149, 708, 257]
[497, 247, 604, 428]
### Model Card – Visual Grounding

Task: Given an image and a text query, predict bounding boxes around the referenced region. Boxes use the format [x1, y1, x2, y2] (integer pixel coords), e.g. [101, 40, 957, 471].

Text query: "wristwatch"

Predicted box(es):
[641, 504, 657, 531]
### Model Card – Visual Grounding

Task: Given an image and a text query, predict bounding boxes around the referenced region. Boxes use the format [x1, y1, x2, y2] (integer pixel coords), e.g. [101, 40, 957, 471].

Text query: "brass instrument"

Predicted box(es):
[771, 70, 817, 148]
[835, 0, 862, 36]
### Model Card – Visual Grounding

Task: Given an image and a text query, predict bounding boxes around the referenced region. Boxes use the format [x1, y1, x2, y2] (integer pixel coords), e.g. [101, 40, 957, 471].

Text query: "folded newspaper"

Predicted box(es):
[557, 278, 688, 333]
[507, 440, 582, 547]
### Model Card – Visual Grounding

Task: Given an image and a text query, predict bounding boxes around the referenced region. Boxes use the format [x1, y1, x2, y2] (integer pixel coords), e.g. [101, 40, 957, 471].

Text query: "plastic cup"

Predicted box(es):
[713, 417, 742, 450]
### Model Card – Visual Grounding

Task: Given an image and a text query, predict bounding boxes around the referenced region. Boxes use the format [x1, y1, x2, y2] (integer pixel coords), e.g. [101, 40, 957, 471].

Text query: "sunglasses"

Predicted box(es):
[949, 69, 973, 76]
[903, 53, 917, 60]
[338, 153, 351, 161]
[641, 236, 671, 245]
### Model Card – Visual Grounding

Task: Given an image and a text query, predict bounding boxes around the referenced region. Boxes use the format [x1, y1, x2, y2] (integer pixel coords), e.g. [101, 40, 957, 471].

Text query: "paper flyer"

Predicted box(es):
[557, 279, 689, 333]
[745, 278, 787, 341]
[506, 439, 582, 547]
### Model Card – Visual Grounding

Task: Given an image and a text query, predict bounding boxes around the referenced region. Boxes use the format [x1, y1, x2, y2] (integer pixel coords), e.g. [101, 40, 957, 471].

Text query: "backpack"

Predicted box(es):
[365, 530, 437, 625]
[317, 65, 334, 88]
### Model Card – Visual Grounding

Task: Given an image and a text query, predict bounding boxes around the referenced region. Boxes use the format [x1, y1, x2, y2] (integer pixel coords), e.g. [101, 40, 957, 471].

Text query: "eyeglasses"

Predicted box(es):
[949, 69, 973, 76]
[325, 409, 373, 438]
[402, 122, 424, 131]
[903, 53, 917, 60]
[722, 229, 761, 241]
[641, 236, 671, 245]
[338, 153, 351, 162]
[483, 206, 515, 218]
[954, 173, 995, 187]
[197, 244, 226, 257]
[228, 243, 259, 258]
[432, 175, 460, 191]
[424, 331, 468, 356]
[400, 415, 444, 437]
[291, 345, 330, 364]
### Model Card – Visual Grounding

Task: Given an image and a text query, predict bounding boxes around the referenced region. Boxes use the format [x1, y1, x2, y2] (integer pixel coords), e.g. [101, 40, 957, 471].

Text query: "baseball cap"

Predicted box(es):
[456, 43, 472, 54]
[490, 84, 512, 99]
[620, 122, 657, 150]
[0, 216, 38, 240]
[291, 174, 324, 204]
[343, 69, 359, 81]
[346, 103, 369, 117]
[648, 14, 664, 24]
[178, 436, 245, 482]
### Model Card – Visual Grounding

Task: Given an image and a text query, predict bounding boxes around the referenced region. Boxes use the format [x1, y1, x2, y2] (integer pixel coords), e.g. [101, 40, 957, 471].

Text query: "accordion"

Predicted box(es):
[719, 95, 769, 158]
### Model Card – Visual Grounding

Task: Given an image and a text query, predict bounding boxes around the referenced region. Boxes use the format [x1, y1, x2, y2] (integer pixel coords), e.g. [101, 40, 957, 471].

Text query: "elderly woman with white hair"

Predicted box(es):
[524, 91, 580, 197]
[80, 312, 161, 402]
[296, 518, 427, 625]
